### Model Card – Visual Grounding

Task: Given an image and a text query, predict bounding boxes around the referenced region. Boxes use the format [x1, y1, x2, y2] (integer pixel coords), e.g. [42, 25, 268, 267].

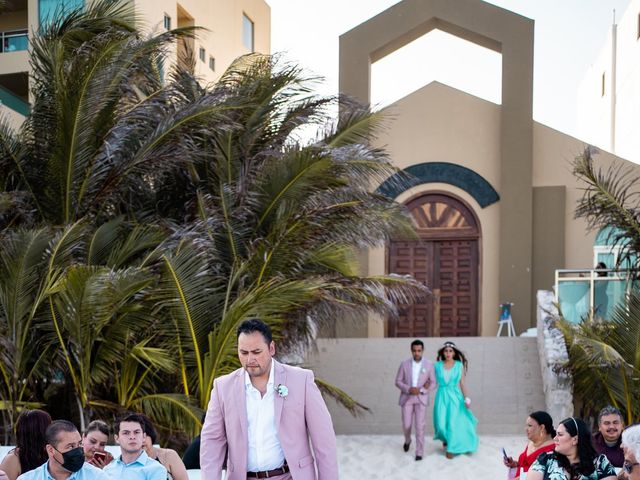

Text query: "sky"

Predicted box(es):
[265, 0, 632, 139]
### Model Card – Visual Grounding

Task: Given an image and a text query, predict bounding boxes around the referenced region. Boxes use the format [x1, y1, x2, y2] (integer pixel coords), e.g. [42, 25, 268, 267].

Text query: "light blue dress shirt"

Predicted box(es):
[17, 461, 109, 480]
[103, 451, 166, 480]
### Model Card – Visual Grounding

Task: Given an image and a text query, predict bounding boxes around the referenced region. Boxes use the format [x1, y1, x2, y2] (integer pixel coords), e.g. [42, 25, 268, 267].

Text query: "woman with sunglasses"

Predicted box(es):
[622, 425, 640, 479]
[527, 417, 616, 480]
[432, 341, 478, 459]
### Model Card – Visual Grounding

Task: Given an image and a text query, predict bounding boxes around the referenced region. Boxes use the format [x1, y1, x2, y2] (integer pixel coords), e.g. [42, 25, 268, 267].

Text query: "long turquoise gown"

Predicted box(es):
[433, 360, 478, 454]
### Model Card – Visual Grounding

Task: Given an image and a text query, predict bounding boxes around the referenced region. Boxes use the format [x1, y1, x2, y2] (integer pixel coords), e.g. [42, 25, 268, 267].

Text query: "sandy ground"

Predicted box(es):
[336, 434, 524, 480]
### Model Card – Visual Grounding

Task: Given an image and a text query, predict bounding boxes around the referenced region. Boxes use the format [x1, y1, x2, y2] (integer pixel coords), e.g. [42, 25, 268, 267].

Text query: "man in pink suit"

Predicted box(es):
[395, 339, 436, 461]
[200, 319, 338, 480]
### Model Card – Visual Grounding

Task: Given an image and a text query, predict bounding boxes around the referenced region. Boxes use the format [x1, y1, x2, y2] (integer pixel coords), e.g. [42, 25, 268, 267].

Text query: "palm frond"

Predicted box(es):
[313, 377, 370, 417]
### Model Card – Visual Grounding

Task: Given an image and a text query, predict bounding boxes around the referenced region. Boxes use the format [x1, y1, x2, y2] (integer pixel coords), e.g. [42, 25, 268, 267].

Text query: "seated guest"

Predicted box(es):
[181, 437, 199, 471]
[137, 414, 188, 480]
[104, 414, 166, 480]
[0, 409, 52, 480]
[504, 411, 556, 479]
[528, 417, 616, 480]
[622, 424, 640, 480]
[181, 413, 205, 470]
[16, 419, 108, 480]
[592, 405, 624, 468]
[82, 420, 114, 469]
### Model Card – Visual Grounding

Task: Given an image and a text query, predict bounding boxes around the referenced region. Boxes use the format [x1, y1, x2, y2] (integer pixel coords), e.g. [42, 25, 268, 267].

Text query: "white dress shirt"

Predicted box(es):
[245, 360, 286, 472]
[411, 359, 422, 388]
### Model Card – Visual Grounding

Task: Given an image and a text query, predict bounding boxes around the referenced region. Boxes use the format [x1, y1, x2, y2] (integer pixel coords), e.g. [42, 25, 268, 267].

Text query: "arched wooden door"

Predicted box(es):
[388, 193, 480, 337]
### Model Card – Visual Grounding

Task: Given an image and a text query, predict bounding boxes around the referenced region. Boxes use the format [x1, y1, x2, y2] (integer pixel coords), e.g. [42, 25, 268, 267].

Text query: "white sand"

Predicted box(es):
[337, 434, 524, 479]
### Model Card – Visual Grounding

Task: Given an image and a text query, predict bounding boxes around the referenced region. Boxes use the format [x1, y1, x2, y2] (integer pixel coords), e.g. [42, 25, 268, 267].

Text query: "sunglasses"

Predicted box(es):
[624, 461, 640, 474]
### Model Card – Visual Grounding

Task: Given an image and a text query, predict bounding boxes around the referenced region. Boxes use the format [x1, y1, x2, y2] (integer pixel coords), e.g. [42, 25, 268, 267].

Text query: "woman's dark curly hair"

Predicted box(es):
[16, 409, 52, 472]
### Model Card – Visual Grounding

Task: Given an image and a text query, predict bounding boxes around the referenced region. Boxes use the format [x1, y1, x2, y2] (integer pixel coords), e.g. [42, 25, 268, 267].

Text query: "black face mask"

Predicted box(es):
[54, 446, 85, 472]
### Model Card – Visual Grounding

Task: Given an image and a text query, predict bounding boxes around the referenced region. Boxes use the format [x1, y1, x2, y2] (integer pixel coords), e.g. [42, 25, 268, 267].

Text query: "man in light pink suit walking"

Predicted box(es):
[200, 319, 338, 480]
[395, 339, 436, 461]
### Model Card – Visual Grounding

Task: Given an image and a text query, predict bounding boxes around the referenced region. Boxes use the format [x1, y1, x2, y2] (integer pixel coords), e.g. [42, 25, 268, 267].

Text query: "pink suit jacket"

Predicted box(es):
[395, 358, 436, 406]
[200, 359, 338, 480]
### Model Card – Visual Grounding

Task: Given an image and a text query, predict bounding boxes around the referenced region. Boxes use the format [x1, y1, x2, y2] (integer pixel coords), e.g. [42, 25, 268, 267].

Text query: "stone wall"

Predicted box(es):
[536, 290, 573, 422]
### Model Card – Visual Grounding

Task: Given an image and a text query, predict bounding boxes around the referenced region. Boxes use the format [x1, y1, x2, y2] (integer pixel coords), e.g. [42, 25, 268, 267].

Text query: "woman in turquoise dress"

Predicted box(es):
[433, 341, 478, 458]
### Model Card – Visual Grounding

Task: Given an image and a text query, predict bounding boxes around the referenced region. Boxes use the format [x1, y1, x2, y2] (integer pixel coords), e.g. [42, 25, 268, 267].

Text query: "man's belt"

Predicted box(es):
[246, 463, 290, 478]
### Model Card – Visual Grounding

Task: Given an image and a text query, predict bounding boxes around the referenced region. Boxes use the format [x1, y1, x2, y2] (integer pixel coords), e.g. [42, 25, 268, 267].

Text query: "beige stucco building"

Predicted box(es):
[577, 0, 640, 165]
[0, 0, 270, 124]
[337, 0, 635, 338]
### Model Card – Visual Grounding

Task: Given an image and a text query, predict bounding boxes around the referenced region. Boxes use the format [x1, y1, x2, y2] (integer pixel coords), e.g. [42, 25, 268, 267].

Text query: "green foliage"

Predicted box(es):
[557, 291, 640, 424]
[567, 148, 640, 423]
[0, 0, 426, 442]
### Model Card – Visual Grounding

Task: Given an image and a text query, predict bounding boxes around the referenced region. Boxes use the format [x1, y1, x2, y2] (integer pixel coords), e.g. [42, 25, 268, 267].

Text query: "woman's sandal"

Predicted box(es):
[445, 452, 454, 459]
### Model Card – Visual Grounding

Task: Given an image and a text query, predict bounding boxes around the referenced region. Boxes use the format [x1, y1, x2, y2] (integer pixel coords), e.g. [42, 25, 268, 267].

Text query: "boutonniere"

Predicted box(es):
[421, 367, 426, 373]
[275, 384, 288, 398]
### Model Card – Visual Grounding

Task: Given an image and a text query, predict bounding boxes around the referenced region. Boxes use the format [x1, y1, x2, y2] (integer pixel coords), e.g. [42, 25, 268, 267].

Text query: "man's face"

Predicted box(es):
[238, 331, 275, 378]
[411, 344, 423, 362]
[115, 421, 146, 455]
[599, 413, 623, 443]
[47, 430, 82, 469]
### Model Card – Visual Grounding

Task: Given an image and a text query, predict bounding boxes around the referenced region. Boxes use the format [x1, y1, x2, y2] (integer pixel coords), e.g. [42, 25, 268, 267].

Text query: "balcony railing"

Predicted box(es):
[555, 268, 634, 324]
[0, 30, 28, 53]
[0, 84, 30, 116]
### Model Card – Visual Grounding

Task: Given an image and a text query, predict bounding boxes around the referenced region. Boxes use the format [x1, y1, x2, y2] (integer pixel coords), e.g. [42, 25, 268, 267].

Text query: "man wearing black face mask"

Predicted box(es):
[17, 420, 109, 480]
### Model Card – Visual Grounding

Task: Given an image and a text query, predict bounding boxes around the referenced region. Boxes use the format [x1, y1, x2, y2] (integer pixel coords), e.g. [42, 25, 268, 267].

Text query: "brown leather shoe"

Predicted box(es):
[445, 452, 454, 459]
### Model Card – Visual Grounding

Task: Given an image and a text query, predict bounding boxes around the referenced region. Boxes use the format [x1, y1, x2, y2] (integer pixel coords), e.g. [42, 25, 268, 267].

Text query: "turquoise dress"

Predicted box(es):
[433, 360, 478, 454]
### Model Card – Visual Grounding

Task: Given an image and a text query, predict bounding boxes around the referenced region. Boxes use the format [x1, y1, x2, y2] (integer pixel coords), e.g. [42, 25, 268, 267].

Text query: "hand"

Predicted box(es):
[409, 387, 420, 395]
[0, 469, 9, 480]
[464, 397, 471, 408]
[88, 451, 114, 469]
[503, 457, 518, 468]
[423, 380, 431, 389]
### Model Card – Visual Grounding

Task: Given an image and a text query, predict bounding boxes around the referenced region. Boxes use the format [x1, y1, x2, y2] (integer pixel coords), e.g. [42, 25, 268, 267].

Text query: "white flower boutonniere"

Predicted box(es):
[421, 367, 426, 373]
[275, 384, 288, 398]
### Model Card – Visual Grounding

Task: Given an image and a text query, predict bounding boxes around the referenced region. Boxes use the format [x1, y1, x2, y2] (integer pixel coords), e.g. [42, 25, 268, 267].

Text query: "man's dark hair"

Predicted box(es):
[137, 413, 158, 444]
[598, 405, 623, 425]
[237, 319, 272, 344]
[45, 420, 78, 447]
[411, 339, 424, 349]
[114, 413, 145, 436]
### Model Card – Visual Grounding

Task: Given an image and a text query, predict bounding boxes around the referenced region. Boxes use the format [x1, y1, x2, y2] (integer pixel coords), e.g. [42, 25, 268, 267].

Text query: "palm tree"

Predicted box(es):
[1, 1, 425, 435]
[0, 0, 230, 229]
[0, 229, 56, 439]
[573, 147, 640, 269]
[557, 148, 640, 423]
[148, 55, 425, 410]
[557, 295, 640, 424]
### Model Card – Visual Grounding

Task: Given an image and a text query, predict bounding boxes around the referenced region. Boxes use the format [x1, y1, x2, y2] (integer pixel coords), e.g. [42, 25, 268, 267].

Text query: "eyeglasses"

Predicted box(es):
[623, 461, 640, 474]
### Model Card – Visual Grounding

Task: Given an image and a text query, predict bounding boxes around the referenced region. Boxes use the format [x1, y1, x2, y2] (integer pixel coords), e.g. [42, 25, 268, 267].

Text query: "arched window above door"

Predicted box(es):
[405, 193, 479, 239]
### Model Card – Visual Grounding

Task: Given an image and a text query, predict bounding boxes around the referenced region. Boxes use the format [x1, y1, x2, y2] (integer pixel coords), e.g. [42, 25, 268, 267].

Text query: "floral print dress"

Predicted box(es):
[529, 452, 616, 480]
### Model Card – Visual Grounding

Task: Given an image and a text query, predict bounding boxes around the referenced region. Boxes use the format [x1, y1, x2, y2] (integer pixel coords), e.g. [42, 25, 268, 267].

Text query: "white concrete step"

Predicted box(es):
[306, 337, 546, 435]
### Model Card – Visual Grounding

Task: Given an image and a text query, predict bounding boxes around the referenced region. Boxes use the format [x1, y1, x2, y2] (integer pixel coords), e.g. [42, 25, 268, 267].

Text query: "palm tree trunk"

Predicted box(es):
[76, 396, 86, 432]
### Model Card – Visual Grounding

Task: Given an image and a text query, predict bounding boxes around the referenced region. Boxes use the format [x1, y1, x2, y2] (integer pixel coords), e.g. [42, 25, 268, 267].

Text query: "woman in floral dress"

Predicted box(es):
[527, 417, 616, 480]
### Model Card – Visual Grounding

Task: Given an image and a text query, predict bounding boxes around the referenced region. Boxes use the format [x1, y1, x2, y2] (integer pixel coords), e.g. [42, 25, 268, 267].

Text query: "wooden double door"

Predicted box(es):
[387, 193, 480, 337]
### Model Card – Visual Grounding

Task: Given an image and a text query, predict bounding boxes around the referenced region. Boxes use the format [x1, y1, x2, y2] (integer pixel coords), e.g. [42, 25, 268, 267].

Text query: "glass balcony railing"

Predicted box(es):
[0, 84, 30, 116]
[1, 30, 28, 53]
[555, 268, 634, 324]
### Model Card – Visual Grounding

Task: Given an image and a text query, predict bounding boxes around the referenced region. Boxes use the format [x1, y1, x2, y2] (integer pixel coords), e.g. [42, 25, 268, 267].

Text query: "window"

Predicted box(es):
[209, 56, 215, 71]
[601, 72, 606, 97]
[199, 47, 205, 62]
[242, 13, 254, 52]
[39, 0, 84, 28]
[1, 30, 29, 53]
[163, 14, 171, 30]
